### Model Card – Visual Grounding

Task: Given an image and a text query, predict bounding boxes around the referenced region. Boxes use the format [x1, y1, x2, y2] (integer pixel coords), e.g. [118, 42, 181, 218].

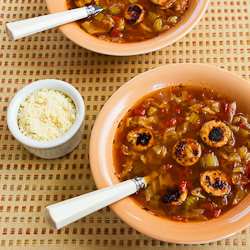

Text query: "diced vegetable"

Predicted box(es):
[219, 150, 241, 163]
[151, 179, 160, 195]
[115, 18, 125, 32]
[191, 187, 206, 199]
[133, 107, 146, 116]
[210, 101, 221, 113]
[145, 185, 154, 202]
[189, 103, 202, 113]
[110, 6, 121, 15]
[147, 12, 158, 22]
[94, 13, 104, 21]
[125, 116, 157, 129]
[202, 107, 216, 115]
[188, 112, 199, 124]
[232, 166, 245, 174]
[183, 196, 199, 210]
[81, 16, 114, 34]
[153, 18, 163, 32]
[140, 23, 153, 33]
[200, 153, 219, 169]
[147, 106, 157, 116]
[152, 145, 167, 157]
[163, 127, 178, 144]
[180, 91, 188, 102]
[232, 173, 242, 185]
[233, 189, 246, 205]
[176, 121, 189, 136]
[238, 146, 250, 163]
[145, 178, 159, 202]
[174, 96, 182, 104]
[168, 16, 179, 25]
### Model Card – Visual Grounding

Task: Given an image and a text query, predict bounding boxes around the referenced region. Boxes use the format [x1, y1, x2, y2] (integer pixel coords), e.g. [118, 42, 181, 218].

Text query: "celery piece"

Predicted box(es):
[110, 6, 120, 15]
[200, 153, 219, 169]
[183, 196, 199, 211]
[147, 12, 158, 23]
[153, 18, 163, 32]
[147, 106, 157, 116]
[188, 112, 199, 124]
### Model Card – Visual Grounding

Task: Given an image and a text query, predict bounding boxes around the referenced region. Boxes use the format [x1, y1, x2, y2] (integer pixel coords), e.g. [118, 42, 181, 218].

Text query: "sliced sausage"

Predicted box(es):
[162, 185, 188, 205]
[127, 128, 154, 151]
[124, 4, 145, 25]
[172, 138, 202, 166]
[200, 170, 231, 197]
[200, 120, 231, 147]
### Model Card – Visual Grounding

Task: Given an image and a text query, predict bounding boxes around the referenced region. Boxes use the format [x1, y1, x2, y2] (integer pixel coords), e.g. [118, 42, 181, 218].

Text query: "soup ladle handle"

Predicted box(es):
[5, 5, 103, 40]
[45, 177, 146, 230]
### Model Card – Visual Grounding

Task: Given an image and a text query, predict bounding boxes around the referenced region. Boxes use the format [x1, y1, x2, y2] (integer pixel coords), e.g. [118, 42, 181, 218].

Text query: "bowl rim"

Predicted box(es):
[46, 0, 210, 56]
[89, 63, 250, 243]
[7, 79, 85, 149]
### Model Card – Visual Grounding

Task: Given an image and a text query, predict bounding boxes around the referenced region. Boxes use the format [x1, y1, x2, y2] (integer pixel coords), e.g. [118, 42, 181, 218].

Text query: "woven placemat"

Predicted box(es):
[1, 0, 250, 249]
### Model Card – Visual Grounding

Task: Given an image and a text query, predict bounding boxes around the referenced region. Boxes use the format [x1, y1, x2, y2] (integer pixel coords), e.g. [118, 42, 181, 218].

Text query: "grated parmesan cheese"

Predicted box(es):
[18, 88, 76, 141]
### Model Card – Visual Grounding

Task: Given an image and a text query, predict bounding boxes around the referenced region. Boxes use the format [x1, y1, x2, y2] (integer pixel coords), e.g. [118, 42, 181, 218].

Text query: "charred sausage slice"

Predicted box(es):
[124, 4, 145, 25]
[127, 128, 154, 151]
[200, 170, 231, 196]
[163, 184, 188, 205]
[172, 138, 202, 166]
[200, 120, 231, 147]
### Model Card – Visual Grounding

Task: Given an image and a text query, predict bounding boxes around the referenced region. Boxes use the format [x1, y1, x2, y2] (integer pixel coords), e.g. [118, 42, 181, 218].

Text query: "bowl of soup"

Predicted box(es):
[46, 0, 209, 55]
[90, 64, 250, 243]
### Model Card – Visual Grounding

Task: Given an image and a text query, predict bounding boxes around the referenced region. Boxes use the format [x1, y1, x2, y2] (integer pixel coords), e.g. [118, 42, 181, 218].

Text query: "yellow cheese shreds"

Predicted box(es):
[18, 89, 76, 141]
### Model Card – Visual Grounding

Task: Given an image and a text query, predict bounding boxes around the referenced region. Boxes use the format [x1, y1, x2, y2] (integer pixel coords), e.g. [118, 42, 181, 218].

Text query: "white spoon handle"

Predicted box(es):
[5, 5, 98, 40]
[45, 177, 146, 230]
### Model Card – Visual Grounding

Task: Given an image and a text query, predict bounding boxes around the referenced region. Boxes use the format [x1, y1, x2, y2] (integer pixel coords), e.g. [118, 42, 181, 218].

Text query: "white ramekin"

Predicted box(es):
[7, 79, 85, 159]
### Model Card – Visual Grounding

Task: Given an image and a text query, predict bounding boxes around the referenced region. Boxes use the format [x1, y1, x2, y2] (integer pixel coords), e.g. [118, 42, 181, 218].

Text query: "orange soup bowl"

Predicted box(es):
[90, 64, 250, 243]
[46, 0, 209, 56]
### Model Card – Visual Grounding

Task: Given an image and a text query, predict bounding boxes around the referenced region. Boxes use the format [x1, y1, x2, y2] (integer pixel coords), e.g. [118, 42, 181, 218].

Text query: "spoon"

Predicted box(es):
[6, 5, 103, 40]
[45, 177, 147, 230]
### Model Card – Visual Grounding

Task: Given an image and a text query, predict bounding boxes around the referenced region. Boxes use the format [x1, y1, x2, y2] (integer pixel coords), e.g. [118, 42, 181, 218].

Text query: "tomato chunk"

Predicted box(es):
[172, 107, 181, 114]
[133, 107, 146, 116]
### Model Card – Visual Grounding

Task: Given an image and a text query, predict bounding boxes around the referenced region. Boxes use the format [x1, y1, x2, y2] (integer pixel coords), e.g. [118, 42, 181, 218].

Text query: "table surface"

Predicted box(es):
[1, 0, 250, 249]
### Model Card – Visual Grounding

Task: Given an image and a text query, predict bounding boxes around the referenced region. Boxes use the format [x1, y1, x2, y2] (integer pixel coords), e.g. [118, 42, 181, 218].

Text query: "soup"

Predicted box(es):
[66, 0, 189, 43]
[113, 85, 250, 222]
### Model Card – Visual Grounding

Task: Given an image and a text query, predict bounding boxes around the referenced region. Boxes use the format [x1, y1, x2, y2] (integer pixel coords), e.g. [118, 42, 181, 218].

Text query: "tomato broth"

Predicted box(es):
[67, 0, 189, 43]
[113, 85, 250, 222]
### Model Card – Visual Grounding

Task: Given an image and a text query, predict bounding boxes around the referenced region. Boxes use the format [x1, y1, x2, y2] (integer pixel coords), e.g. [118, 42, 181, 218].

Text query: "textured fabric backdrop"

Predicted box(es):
[0, 0, 250, 249]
